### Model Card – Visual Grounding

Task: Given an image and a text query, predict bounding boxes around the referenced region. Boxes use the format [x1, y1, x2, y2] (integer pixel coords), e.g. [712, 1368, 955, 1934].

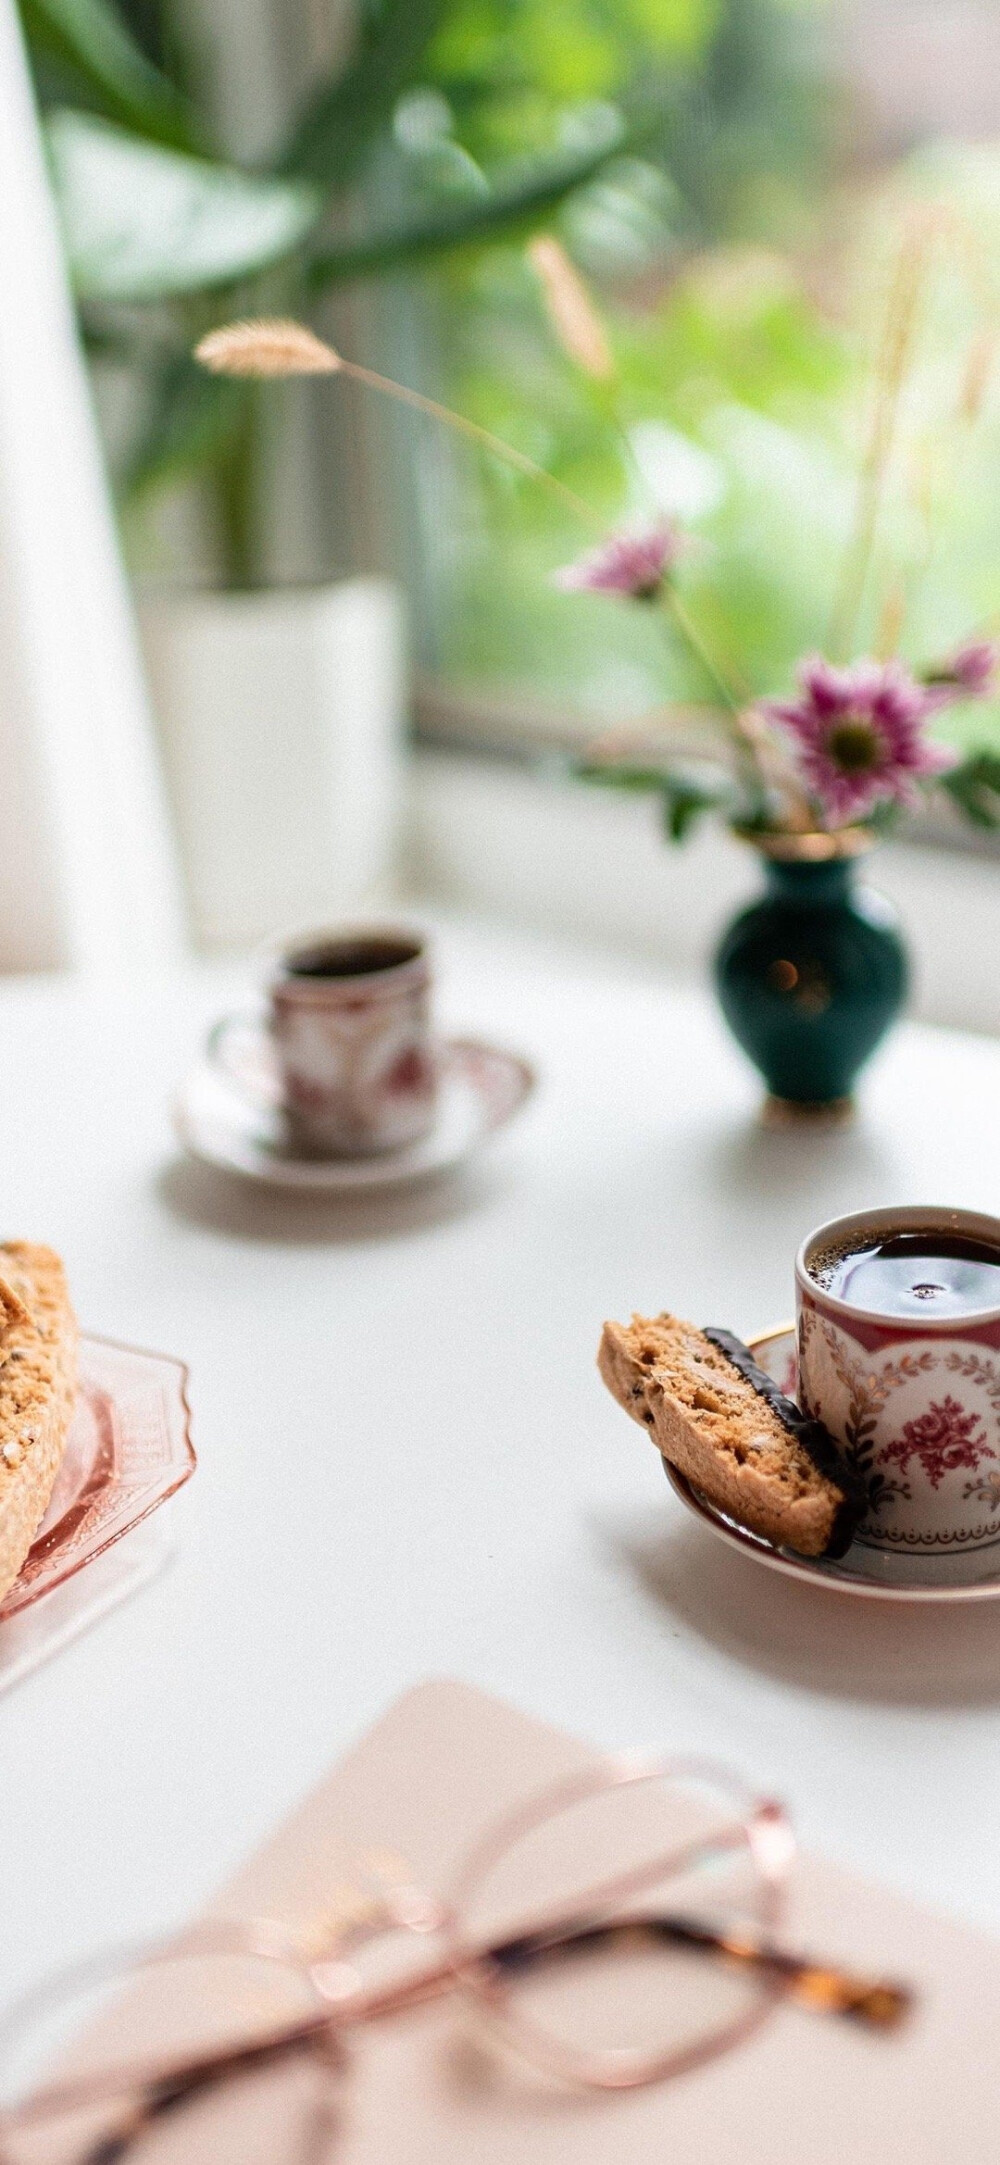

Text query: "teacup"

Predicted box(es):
[796, 1206, 1000, 1571]
[209, 926, 439, 1157]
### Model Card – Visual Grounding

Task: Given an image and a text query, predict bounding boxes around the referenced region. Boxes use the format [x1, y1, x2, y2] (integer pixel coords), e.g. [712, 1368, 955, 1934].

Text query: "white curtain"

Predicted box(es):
[0, 0, 184, 972]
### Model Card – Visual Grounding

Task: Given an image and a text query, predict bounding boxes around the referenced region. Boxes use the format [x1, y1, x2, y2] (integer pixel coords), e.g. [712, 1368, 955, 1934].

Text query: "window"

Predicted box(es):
[398, 0, 1000, 791]
[28, 0, 1000, 816]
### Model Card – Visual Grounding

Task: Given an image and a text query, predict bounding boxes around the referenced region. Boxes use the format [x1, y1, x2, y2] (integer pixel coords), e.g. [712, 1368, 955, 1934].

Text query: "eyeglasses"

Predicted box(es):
[0, 1755, 910, 2164]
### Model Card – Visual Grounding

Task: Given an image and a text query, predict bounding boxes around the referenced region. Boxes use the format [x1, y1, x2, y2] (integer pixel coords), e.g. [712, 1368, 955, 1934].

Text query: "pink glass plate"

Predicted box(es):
[0, 1336, 195, 1621]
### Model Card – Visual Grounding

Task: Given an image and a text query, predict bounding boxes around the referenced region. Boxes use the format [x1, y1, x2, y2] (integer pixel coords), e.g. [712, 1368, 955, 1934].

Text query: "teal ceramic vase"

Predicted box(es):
[714, 836, 908, 1113]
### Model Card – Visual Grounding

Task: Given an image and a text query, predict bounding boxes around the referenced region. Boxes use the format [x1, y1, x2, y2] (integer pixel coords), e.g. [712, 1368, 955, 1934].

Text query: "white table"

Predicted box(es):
[3, 915, 1000, 2003]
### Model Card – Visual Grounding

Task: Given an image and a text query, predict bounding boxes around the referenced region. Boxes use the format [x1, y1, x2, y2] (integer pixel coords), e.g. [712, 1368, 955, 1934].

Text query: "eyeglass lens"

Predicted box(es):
[0, 1771, 783, 2153]
[0, 1947, 341, 2165]
[453, 1771, 780, 2080]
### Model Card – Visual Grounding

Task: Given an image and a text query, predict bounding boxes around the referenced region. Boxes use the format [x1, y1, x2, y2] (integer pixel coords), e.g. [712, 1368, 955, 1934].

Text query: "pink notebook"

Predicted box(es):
[194, 1680, 1000, 2162]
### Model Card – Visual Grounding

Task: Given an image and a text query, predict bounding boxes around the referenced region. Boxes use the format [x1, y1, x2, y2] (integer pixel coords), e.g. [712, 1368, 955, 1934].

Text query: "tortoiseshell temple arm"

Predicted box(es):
[68, 2026, 339, 2165]
[487, 1915, 914, 2030]
[5, 1911, 912, 2164]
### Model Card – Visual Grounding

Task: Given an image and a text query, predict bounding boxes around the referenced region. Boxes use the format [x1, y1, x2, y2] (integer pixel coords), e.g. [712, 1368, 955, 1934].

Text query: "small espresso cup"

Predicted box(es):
[796, 1206, 1000, 1571]
[210, 926, 439, 1157]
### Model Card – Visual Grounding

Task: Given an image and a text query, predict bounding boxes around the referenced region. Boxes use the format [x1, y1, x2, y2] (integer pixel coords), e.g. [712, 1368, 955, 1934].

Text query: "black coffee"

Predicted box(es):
[811, 1229, 1000, 1319]
[284, 935, 421, 980]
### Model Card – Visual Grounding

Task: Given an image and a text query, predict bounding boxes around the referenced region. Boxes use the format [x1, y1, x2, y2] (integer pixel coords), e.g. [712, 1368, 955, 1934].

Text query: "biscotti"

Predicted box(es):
[0, 1244, 78, 1605]
[598, 1310, 863, 1558]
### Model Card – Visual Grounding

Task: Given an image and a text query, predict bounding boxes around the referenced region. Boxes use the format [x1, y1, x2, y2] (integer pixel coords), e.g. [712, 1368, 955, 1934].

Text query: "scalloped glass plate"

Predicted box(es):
[0, 1338, 194, 1687]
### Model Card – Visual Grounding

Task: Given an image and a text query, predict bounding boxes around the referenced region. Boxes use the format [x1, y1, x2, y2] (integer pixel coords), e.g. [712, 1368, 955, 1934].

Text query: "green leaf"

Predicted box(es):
[577, 757, 734, 841]
[280, 0, 450, 187]
[121, 350, 248, 501]
[46, 110, 320, 301]
[576, 762, 668, 792]
[19, 0, 201, 151]
[862, 799, 903, 837]
[941, 752, 1000, 830]
[661, 774, 724, 840]
[306, 116, 629, 289]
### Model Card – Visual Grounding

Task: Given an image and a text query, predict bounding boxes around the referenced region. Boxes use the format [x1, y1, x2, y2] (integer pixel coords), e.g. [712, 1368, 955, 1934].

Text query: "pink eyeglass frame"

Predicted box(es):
[0, 1752, 911, 2151]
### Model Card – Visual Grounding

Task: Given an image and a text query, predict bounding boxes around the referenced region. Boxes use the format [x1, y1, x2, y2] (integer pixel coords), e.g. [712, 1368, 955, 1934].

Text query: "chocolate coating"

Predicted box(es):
[702, 1326, 865, 1558]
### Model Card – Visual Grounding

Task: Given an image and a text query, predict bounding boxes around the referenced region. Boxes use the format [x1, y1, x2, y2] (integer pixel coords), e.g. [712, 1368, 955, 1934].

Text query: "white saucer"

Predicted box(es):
[663, 1326, 1000, 1605]
[174, 1033, 535, 1192]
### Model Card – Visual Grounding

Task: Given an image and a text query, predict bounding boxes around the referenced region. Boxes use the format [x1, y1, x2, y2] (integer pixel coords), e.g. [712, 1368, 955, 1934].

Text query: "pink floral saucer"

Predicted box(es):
[174, 1032, 534, 1191]
[0, 1337, 195, 1687]
[663, 1327, 1000, 1603]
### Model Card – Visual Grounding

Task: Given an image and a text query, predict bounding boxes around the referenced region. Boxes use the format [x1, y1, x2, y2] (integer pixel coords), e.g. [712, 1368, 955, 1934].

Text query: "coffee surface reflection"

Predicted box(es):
[811, 1232, 1000, 1320]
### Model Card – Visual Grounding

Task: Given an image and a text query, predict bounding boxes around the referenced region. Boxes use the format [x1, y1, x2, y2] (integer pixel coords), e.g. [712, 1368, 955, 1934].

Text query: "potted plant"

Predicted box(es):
[19, 0, 660, 940]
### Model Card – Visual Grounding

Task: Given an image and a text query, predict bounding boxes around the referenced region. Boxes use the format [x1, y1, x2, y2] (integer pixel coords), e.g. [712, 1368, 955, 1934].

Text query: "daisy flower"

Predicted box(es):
[763, 655, 957, 826]
[553, 522, 683, 602]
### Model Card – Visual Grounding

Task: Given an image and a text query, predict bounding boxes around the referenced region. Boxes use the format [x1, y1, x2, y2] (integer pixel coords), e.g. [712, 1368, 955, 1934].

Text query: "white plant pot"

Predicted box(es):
[140, 577, 405, 949]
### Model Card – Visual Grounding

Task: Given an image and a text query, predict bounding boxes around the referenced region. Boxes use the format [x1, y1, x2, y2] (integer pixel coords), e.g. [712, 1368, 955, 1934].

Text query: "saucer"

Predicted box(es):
[0, 1336, 195, 1689]
[662, 1326, 1000, 1604]
[174, 1032, 535, 1191]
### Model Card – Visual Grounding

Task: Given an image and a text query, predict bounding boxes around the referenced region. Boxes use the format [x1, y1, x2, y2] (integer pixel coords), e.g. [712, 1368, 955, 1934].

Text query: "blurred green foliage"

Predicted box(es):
[396, 0, 836, 680]
[17, 0, 668, 578]
[412, 19, 1000, 759]
[17, 0, 1000, 773]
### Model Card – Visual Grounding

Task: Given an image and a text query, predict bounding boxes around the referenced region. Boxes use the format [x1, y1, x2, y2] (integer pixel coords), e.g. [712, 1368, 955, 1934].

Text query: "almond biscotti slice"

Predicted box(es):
[0, 1243, 78, 1605]
[598, 1310, 863, 1558]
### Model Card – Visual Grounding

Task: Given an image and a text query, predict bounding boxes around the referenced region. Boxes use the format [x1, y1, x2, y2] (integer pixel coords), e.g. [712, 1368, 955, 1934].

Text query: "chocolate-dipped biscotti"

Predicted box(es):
[0, 1243, 78, 1605]
[599, 1310, 863, 1558]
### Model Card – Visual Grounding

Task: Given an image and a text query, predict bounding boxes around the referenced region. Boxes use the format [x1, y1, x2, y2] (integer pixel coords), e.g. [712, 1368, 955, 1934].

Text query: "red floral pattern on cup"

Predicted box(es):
[877, 1396, 996, 1491]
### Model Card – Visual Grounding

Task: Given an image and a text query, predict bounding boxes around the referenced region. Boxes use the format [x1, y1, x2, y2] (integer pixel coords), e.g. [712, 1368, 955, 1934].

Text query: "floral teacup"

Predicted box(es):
[796, 1207, 1000, 1579]
[209, 926, 439, 1158]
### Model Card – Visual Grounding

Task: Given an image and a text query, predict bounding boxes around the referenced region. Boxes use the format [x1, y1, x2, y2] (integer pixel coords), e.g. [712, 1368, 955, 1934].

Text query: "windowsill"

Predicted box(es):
[412, 674, 1000, 859]
[404, 746, 1000, 1038]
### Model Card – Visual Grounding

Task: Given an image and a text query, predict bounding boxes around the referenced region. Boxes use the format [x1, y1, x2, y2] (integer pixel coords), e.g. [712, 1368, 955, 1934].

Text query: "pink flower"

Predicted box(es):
[923, 640, 999, 703]
[763, 655, 957, 825]
[553, 522, 682, 601]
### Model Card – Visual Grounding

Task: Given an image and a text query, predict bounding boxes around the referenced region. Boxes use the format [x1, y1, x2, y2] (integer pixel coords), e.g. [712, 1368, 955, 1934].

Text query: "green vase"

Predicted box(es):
[714, 839, 908, 1112]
